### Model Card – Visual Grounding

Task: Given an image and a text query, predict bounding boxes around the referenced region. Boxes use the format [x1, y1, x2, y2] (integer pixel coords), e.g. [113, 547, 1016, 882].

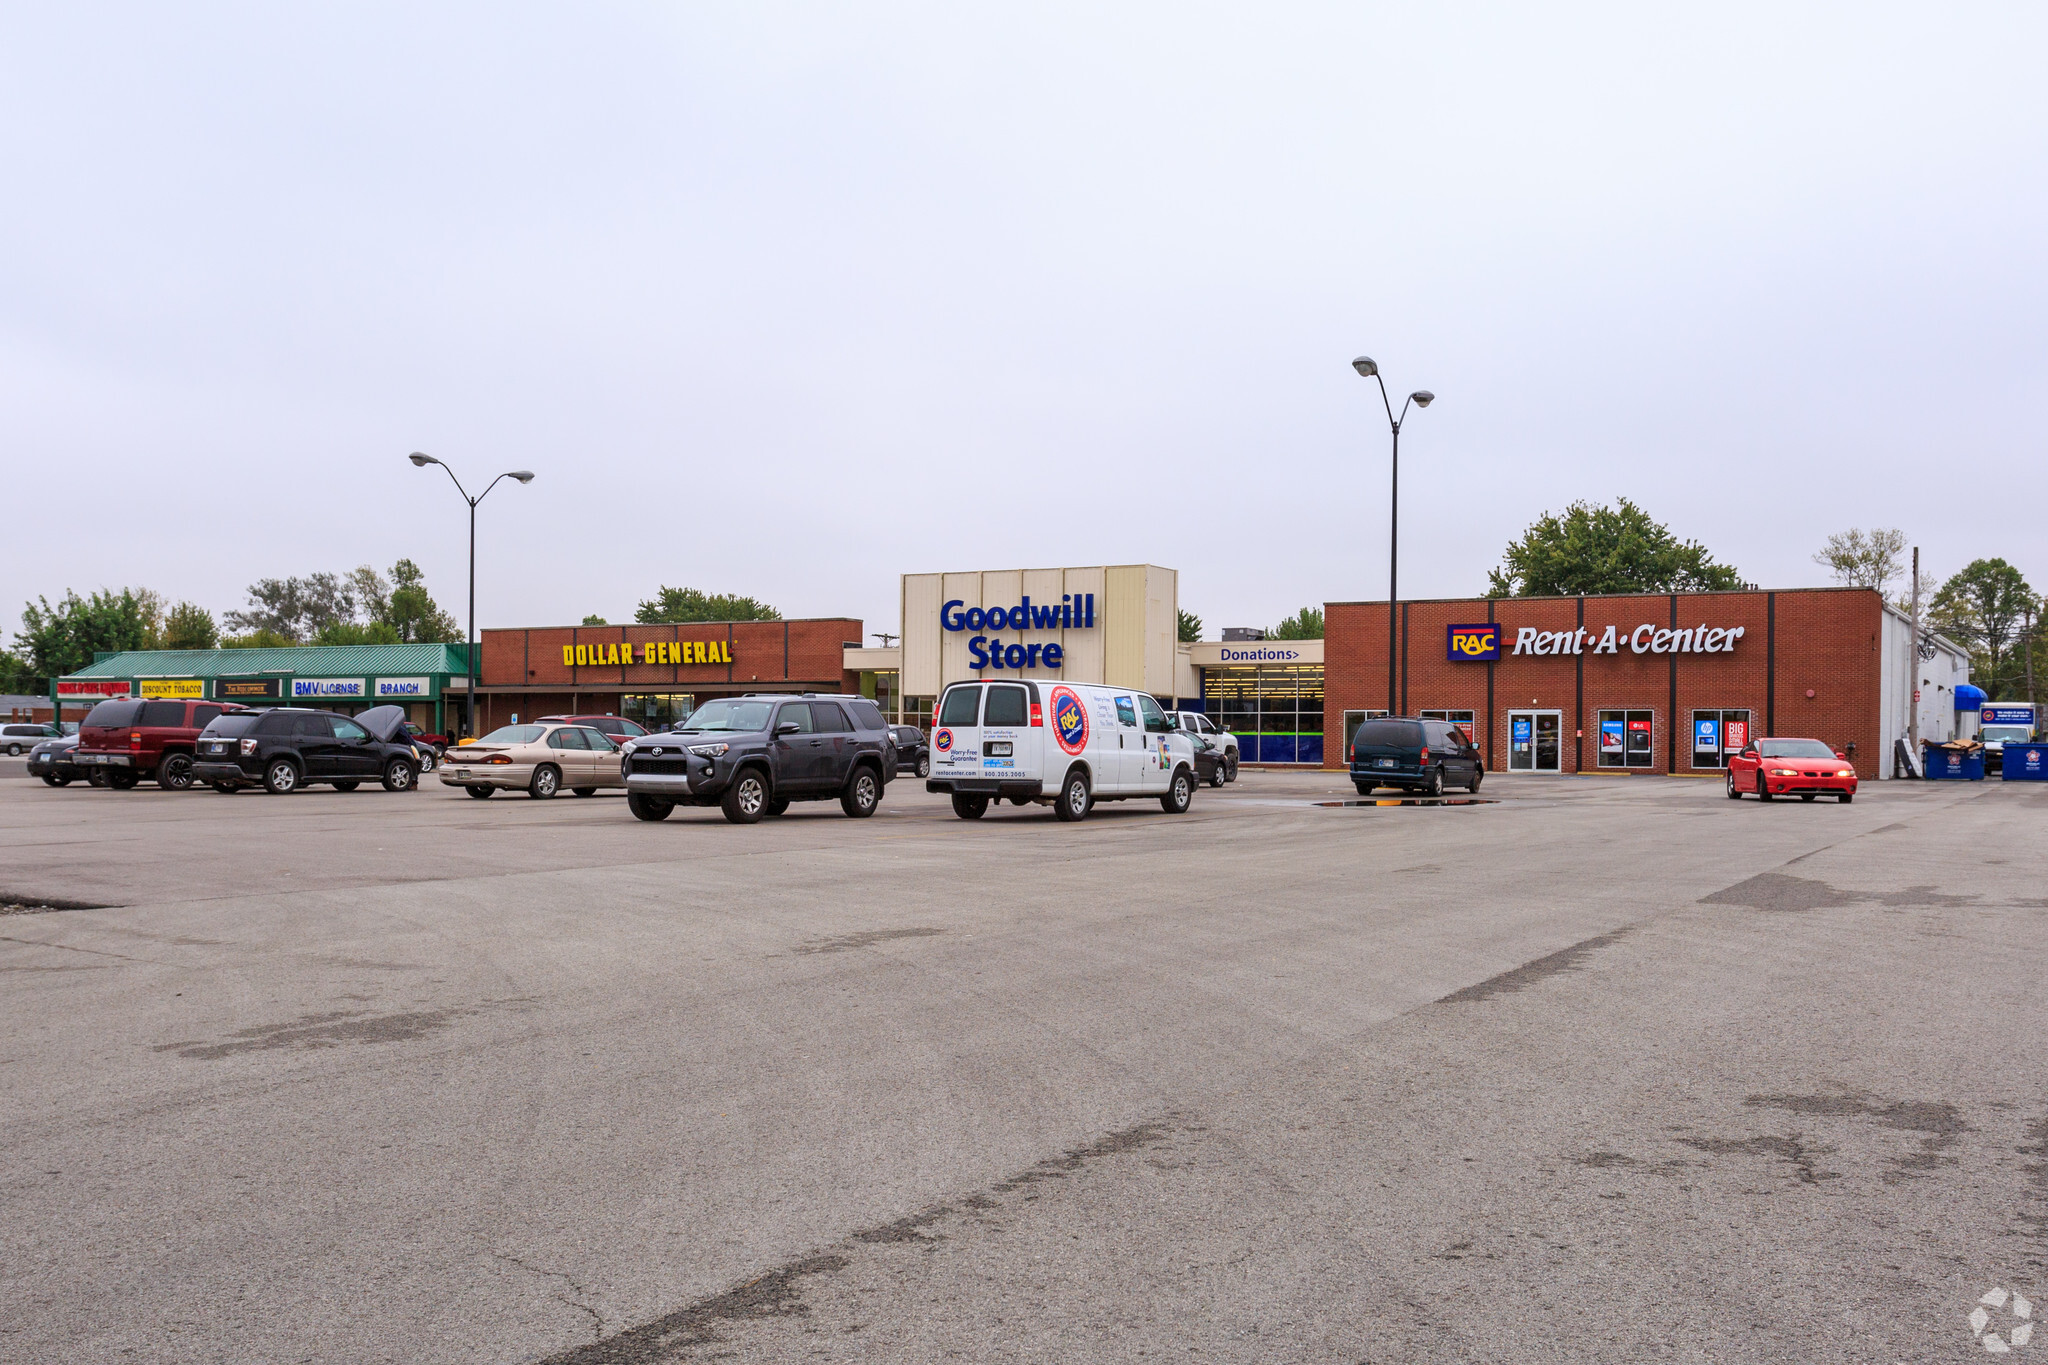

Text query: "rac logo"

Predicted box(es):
[1446, 623, 1501, 661]
[1049, 687, 1088, 755]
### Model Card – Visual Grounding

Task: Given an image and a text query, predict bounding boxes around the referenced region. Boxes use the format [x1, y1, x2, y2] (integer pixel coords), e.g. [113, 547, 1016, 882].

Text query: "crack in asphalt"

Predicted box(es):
[496, 1250, 606, 1341]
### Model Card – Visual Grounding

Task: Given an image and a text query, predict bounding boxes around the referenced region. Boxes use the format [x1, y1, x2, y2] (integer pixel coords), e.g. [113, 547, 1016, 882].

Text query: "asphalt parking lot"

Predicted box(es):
[3, 760, 2045, 1364]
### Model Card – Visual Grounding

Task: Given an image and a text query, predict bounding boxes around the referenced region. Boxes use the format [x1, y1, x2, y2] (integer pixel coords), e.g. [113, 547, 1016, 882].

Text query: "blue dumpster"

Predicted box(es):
[1924, 745, 1985, 780]
[2002, 743, 2048, 781]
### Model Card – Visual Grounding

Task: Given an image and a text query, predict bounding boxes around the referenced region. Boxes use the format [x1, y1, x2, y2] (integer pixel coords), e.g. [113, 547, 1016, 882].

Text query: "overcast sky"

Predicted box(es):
[4, 4, 2044, 645]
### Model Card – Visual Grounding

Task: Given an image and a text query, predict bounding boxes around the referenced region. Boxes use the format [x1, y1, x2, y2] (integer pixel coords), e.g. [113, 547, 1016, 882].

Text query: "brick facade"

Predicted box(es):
[473, 618, 863, 730]
[1325, 588, 1885, 777]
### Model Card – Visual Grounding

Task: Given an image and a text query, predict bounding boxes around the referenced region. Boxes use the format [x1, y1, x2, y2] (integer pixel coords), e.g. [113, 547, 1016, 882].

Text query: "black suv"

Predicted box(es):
[622, 693, 893, 824]
[191, 705, 423, 795]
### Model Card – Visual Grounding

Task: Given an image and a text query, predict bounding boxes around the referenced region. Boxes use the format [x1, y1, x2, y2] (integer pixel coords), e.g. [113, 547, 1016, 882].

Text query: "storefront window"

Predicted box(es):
[1421, 709, 1477, 744]
[902, 695, 935, 731]
[1690, 709, 1752, 769]
[859, 670, 900, 721]
[1597, 710, 1655, 768]
[1342, 709, 1390, 757]
[622, 693, 697, 729]
[1203, 665, 1323, 763]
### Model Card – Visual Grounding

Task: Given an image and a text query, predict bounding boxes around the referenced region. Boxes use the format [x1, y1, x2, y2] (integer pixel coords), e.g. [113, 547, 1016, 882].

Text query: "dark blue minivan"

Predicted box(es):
[1350, 717, 1484, 795]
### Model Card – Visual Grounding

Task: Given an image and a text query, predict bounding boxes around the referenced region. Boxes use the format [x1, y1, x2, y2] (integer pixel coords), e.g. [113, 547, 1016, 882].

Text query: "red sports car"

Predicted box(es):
[1726, 737, 1858, 803]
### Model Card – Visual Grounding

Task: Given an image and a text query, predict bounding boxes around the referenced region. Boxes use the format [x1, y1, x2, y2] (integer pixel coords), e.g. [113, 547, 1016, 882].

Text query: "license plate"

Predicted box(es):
[452, 770, 470, 779]
[1375, 758, 1396, 768]
[987, 742, 1012, 757]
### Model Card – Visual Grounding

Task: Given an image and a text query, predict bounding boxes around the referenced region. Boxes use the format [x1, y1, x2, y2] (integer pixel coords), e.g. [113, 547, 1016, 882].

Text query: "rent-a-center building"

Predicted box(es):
[1322, 587, 1969, 778]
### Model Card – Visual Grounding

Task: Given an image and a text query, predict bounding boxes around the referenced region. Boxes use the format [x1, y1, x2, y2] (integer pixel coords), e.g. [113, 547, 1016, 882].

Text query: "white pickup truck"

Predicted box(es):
[1170, 710, 1238, 780]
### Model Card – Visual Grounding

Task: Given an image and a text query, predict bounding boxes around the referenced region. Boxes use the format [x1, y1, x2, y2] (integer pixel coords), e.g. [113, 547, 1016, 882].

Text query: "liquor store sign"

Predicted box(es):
[57, 678, 133, 698]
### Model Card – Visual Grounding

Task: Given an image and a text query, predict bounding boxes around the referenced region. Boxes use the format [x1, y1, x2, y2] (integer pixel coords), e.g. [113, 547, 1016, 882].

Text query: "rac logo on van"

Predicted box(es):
[934, 728, 953, 752]
[1049, 687, 1088, 755]
[1446, 623, 1501, 661]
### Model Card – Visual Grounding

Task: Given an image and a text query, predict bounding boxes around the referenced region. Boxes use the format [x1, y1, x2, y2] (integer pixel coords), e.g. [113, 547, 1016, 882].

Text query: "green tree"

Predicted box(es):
[634, 586, 781, 624]
[313, 620, 403, 646]
[14, 588, 161, 679]
[1929, 558, 2036, 701]
[1486, 499, 1743, 598]
[0, 647, 34, 692]
[581, 614, 609, 627]
[1813, 527, 1908, 594]
[382, 559, 461, 642]
[160, 601, 219, 651]
[1177, 609, 1202, 643]
[221, 628, 298, 650]
[1270, 607, 1323, 640]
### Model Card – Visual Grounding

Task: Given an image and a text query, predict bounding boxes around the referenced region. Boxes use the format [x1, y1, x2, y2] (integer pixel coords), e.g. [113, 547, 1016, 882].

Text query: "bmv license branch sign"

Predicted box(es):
[293, 678, 365, 699]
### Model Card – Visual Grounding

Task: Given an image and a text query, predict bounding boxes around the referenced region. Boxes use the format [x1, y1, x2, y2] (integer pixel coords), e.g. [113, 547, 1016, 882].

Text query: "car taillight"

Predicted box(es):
[484, 755, 512, 765]
[129, 731, 142, 750]
[1419, 746, 1429, 764]
[1029, 701, 1043, 727]
[240, 738, 258, 756]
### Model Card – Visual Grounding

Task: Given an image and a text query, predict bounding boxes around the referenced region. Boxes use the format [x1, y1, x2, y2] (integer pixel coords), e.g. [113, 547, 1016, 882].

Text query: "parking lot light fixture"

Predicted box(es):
[1353, 358, 1435, 713]
[408, 452, 537, 739]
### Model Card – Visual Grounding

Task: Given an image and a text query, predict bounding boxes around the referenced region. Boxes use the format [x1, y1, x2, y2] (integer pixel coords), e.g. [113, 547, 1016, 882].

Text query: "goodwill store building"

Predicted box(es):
[1322, 586, 1971, 779]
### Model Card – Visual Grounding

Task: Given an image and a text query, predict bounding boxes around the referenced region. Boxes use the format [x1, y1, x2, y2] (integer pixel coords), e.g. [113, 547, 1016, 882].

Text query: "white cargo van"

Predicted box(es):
[926, 679, 1198, 821]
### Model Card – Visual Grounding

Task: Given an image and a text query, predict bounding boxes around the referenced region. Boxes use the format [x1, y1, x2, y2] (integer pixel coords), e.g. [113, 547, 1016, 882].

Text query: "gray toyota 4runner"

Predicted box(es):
[621, 694, 894, 824]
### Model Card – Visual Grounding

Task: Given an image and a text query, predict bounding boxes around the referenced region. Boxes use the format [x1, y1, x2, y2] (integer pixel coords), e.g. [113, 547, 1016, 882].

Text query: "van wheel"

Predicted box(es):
[1467, 768, 1484, 793]
[722, 769, 768, 824]
[466, 785, 495, 799]
[572, 786, 597, 797]
[382, 759, 416, 792]
[841, 767, 881, 818]
[952, 792, 990, 820]
[1161, 766, 1193, 814]
[1052, 770, 1090, 822]
[1355, 782, 1374, 796]
[262, 758, 300, 795]
[528, 764, 560, 799]
[628, 793, 674, 822]
[158, 752, 195, 791]
[1422, 766, 1443, 798]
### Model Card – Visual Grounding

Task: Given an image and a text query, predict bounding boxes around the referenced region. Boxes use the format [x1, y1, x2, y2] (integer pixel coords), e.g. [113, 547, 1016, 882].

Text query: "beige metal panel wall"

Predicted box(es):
[1022, 567, 1068, 680]
[901, 574, 946, 696]
[939, 572, 984, 689]
[1103, 565, 1148, 689]
[1173, 645, 1199, 700]
[1144, 564, 1177, 695]
[1060, 566, 1106, 682]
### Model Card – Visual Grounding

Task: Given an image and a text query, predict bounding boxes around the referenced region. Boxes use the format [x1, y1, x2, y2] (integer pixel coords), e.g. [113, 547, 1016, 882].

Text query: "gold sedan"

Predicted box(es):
[439, 723, 625, 799]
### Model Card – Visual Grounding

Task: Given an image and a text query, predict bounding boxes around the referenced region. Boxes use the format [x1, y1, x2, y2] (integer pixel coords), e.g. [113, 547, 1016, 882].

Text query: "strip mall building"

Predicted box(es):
[62, 576, 1962, 784]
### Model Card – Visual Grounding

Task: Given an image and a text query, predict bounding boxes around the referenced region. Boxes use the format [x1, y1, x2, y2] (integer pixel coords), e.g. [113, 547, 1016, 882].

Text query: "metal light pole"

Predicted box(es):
[409, 453, 535, 738]
[1352, 358, 1434, 714]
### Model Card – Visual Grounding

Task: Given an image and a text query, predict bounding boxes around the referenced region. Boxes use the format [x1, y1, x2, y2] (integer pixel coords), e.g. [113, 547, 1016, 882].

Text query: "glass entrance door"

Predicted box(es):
[1507, 710, 1562, 772]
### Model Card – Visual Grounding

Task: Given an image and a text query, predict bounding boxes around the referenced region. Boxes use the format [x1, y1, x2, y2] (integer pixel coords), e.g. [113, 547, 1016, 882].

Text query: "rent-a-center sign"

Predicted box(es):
[1512, 623, 1747, 656]
[1448, 620, 1747, 658]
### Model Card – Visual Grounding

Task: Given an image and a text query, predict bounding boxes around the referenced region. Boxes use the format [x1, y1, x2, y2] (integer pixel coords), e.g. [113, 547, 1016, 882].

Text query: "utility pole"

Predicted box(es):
[1908, 546, 1921, 761]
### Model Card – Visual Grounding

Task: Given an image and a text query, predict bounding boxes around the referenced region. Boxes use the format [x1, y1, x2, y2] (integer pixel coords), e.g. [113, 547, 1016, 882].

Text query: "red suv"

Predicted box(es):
[72, 696, 246, 791]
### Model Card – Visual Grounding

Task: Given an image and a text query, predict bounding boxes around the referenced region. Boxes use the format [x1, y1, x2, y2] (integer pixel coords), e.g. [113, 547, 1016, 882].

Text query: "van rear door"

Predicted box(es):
[933, 683, 982, 780]
[980, 683, 1031, 785]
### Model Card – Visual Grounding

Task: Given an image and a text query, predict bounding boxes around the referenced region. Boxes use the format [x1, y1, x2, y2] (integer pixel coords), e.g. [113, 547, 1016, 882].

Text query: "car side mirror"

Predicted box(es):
[1834, 750, 1847, 760]
[775, 721, 802, 737]
[1741, 747, 1756, 758]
